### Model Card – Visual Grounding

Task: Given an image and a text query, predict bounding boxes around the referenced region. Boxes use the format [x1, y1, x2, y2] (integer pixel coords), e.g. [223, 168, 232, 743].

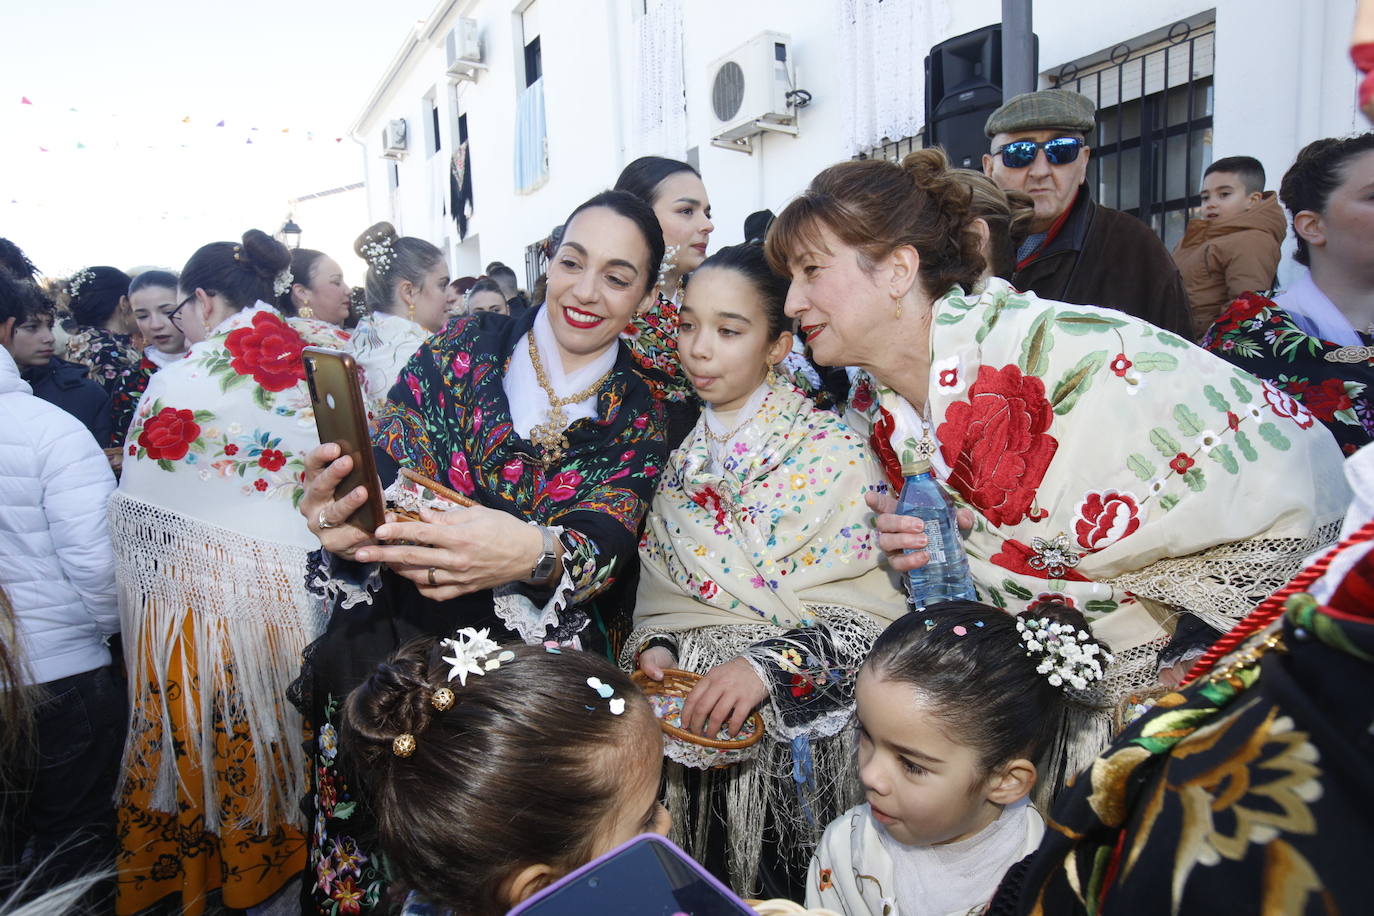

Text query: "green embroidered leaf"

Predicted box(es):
[1334, 407, 1360, 425]
[1173, 404, 1204, 436]
[334, 801, 356, 820]
[1203, 384, 1231, 413]
[1159, 494, 1181, 511]
[1258, 422, 1291, 451]
[1050, 350, 1108, 414]
[988, 587, 1007, 609]
[1127, 453, 1155, 480]
[1208, 444, 1240, 474]
[1018, 309, 1055, 376]
[1139, 707, 1215, 741]
[1309, 606, 1374, 662]
[1002, 579, 1034, 600]
[1182, 468, 1206, 492]
[1231, 376, 1254, 403]
[1054, 311, 1127, 334]
[935, 311, 966, 325]
[1235, 429, 1259, 462]
[1149, 427, 1180, 457]
[1133, 352, 1180, 373]
[156, 459, 174, 472]
[192, 410, 215, 423]
[1155, 331, 1191, 349]
[1083, 599, 1119, 614]
[252, 386, 273, 411]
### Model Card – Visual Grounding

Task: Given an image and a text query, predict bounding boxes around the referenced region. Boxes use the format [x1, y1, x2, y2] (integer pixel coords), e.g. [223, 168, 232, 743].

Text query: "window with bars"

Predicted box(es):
[1049, 19, 1216, 250]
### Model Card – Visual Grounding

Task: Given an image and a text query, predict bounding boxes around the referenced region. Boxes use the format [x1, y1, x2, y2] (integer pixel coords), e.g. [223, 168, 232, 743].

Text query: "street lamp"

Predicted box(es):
[281, 218, 303, 249]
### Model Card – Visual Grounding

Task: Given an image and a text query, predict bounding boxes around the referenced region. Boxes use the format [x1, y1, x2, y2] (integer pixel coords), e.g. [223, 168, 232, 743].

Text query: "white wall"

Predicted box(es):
[354, 0, 1363, 283]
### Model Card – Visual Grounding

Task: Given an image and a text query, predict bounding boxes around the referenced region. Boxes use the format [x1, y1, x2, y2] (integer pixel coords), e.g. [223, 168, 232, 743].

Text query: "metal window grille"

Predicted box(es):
[1050, 19, 1216, 250]
[855, 134, 924, 163]
[525, 239, 549, 293]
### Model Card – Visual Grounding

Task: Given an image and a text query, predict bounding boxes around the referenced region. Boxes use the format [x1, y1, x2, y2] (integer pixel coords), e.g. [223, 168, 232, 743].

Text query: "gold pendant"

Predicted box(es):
[529, 405, 570, 463]
[911, 434, 937, 461]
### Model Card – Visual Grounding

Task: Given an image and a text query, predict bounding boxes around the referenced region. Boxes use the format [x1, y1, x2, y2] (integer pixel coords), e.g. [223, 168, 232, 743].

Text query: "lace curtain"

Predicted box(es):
[515, 77, 548, 193]
[839, 0, 951, 156]
[632, 0, 687, 159]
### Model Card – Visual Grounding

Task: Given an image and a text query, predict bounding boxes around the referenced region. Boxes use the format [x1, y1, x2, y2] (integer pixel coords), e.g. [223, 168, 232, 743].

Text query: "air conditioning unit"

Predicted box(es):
[380, 119, 408, 160]
[708, 32, 797, 150]
[445, 19, 486, 83]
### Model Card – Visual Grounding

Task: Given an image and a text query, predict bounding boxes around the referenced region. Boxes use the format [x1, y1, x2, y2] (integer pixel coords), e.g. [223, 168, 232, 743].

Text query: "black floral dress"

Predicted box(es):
[110, 354, 158, 445]
[293, 308, 668, 915]
[1203, 292, 1374, 455]
[64, 325, 141, 397]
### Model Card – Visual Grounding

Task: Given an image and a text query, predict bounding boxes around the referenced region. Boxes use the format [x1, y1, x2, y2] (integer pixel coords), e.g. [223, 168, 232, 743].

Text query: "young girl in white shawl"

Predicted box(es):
[807, 601, 1110, 916]
[627, 243, 906, 897]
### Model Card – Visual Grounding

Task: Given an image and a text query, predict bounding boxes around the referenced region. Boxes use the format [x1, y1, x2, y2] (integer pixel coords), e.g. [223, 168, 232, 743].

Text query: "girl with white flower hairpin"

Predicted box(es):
[806, 600, 1112, 916]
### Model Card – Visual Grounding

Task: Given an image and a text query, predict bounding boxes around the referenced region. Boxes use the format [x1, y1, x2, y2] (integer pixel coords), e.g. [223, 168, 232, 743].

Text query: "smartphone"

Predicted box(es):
[507, 834, 754, 916]
[302, 347, 387, 534]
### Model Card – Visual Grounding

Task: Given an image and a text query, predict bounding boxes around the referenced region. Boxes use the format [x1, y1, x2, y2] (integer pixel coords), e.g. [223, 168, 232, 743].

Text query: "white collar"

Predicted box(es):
[1273, 270, 1363, 346]
[530, 305, 619, 397]
[504, 306, 619, 440]
[145, 346, 187, 369]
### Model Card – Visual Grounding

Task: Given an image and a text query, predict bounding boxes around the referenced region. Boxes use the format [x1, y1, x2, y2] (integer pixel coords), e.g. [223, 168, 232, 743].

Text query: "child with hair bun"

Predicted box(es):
[340, 632, 669, 916]
[806, 601, 1112, 916]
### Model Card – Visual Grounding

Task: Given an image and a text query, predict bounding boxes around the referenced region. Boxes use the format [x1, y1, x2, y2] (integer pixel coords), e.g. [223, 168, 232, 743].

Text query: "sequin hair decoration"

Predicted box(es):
[360, 231, 395, 276]
[67, 267, 95, 299]
[585, 677, 626, 715]
[1015, 616, 1113, 691]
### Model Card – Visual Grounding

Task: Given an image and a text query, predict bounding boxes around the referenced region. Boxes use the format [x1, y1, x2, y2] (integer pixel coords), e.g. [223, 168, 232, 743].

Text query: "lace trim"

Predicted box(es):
[306, 549, 381, 611]
[491, 526, 582, 645]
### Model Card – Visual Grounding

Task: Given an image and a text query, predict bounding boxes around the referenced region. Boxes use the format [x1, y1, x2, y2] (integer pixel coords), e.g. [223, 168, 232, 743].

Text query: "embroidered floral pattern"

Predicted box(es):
[621, 290, 696, 404]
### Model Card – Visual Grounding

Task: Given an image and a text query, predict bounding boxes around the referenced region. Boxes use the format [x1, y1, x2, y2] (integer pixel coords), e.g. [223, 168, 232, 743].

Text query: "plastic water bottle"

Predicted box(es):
[897, 460, 976, 609]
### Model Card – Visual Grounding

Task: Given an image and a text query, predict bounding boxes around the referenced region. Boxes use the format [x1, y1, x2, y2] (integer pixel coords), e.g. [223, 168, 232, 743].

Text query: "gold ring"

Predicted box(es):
[427, 566, 438, 587]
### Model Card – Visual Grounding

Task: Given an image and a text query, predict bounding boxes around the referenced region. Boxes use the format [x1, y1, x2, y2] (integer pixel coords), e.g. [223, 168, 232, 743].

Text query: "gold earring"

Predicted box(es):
[407, 299, 416, 322]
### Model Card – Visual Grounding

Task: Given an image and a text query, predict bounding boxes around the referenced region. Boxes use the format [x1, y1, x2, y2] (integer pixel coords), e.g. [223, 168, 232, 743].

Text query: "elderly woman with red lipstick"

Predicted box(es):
[292, 190, 670, 915]
[767, 148, 1351, 700]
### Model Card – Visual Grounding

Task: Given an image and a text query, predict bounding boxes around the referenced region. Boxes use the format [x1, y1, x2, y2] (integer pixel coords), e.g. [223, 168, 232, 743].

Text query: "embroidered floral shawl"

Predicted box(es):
[848, 278, 1350, 662]
[349, 310, 428, 421]
[109, 302, 351, 832]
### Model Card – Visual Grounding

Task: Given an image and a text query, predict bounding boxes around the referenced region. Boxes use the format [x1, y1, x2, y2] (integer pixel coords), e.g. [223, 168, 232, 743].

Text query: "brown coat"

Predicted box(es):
[1172, 191, 1286, 339]
[1012, 187, 1192, 338]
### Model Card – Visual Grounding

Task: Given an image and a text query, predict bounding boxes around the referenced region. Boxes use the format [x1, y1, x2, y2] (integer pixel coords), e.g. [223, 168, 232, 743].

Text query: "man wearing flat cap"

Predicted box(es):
[982, 89, 1191, 336]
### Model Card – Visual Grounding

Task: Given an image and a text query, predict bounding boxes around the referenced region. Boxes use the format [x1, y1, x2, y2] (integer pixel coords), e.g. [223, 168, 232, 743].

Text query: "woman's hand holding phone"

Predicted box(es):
[301, 442, 384, 561]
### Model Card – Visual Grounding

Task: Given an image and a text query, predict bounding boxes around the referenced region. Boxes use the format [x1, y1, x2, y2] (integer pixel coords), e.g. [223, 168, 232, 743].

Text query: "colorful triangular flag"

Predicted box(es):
[216, 119, 225, 127]
[20, 97, 32, 105]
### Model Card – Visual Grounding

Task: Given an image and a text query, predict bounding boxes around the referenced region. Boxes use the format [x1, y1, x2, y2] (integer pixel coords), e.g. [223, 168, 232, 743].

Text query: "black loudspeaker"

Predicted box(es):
[925, 24, 1037, 170]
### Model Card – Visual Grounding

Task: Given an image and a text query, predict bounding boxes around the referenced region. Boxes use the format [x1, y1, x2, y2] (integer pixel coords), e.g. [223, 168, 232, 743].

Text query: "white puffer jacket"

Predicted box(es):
[0, 347, 118, 686]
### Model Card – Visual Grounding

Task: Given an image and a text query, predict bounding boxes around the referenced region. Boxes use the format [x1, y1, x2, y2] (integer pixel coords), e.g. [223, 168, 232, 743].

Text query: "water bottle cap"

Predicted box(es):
[901, 458, 932, 475]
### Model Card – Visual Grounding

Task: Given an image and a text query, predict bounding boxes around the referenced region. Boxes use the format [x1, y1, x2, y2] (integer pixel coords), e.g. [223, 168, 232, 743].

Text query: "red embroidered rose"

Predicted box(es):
[849, 378, 875, 412]
[1226, 411, 1241, 431]
[501, 457, 524, 483]
[633, 414, 649, 429]
[1261, 381, 1316, 429]
[258, 448, 286, 471]
[544, 469, 583, 501]
[447, 451, 474, 494]
[1072, 490, 1141, 552]
[1290, 377, 1353, 421]
[699, 579, 720, 600]
[938, 365, 1058, 527]
[223, 311, 306, 392]
[406, 374, 423, 404]
[137, 407, 201, 461]
[1109, 353, 1132, 377]
[127, 444, 136, 456]
[452, 351, 471, 378]
[1169, 452, 1194, 474]
[253, 478, 268, 491]
[224, 443, 239, 456]
[938, 367, 960, 388]
[789, 673, 815, 698]
[870, 407, 904, 491]
[1212, 293, 1269, 334]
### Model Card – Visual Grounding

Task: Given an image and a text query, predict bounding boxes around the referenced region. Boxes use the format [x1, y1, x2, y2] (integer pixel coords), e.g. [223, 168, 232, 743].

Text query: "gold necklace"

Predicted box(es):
[704, 392, 769, 445]
[527, 333, 614, 463]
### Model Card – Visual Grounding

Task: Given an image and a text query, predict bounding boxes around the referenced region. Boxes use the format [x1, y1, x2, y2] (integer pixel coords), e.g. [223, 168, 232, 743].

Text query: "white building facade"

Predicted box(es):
[351, 0, 1361, 289]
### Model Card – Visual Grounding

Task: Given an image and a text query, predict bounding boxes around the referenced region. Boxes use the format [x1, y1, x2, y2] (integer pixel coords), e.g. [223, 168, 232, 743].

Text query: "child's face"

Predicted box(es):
[1200, 171, 1261, 220]
[5, 311, 56, 369]
[855, 669, 1004, 847]
[679, 267, 791, 412]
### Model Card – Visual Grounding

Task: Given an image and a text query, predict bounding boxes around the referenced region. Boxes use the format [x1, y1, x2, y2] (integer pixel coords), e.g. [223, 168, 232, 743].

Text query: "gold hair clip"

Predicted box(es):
[392, 733, 417, 758]
[232, 244, 244, 263]
[431, 687, 455, 712]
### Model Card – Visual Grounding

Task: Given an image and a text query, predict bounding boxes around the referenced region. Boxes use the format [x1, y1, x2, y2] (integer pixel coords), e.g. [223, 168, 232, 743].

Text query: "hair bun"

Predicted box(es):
[239, 229, 291, 277]
[355, 221, 399, 260]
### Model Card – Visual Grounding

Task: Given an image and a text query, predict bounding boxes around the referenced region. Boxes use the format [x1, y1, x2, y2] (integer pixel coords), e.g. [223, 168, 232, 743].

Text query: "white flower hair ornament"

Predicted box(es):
[68, 267, 95, 299]
[272, 269, 294, 299]
[1016, 616, 1113, 693]
[439, 627, 513, 687]
[360, 232, 395, 275]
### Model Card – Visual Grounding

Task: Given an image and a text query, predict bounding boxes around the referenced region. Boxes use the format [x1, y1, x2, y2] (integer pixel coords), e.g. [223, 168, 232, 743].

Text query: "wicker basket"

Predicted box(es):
[632, 669, 765, 769]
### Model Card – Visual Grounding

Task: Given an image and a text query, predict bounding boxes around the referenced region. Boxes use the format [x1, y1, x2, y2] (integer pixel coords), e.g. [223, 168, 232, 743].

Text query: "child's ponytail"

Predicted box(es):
[865, 600, 1113, 808]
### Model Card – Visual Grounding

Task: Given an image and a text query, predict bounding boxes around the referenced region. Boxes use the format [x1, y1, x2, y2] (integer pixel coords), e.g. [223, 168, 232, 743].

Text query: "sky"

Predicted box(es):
[0, 0, 436, 279]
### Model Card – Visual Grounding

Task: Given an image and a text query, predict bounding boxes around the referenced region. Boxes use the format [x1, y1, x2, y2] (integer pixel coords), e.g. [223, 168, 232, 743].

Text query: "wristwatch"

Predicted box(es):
[530, 525, 558, 584]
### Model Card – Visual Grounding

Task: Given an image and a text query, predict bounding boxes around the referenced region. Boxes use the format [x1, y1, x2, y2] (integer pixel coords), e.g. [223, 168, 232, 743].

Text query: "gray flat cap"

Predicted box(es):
[984, 89, 1096, 138]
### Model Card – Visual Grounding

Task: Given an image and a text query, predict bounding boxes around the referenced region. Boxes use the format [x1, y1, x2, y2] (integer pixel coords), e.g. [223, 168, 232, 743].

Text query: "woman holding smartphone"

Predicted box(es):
[293, 190, 670, 915]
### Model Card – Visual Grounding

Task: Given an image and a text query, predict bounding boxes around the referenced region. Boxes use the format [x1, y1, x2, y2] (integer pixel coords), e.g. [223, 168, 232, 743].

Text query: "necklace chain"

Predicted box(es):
[526, 333, 614, 464]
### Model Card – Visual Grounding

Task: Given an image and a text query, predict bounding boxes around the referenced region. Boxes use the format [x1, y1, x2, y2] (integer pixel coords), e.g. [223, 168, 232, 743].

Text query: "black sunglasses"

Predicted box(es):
[993, 136, 1085, 169]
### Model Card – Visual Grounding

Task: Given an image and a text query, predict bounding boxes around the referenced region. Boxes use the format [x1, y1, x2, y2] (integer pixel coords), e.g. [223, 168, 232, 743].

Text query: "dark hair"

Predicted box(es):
[693, 242, 791, 339]
[0, 268, 51, 325]
[1205, 155, 1266, 195]
[467, 277, 504, 299]
[353, 221, 444, 313]
[766, 147, 985, 298]
[559, 190, 665, 294]
[0, 239, 38, 282]
[342, 639, 657, 916]
[1281, 132, 1374, 266]
[129, 269, 179, 296]
[180, 230, 291, 312]
[274, 248, 328, 314]
[949, 169, 1036, 280]
[485, 263, 518, 288]
[68, 265, 132, 326]
[614, 156, 701, 207]
[864, 600, 1110, 798]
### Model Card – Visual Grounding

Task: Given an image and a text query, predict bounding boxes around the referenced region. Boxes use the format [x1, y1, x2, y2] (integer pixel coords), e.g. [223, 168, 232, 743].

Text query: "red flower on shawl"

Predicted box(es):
[452, 351, 471, 378]
[225, 443, 240, 456]
[699, 579, 720, 600]
[1261, 381, 1316, 429]
[870, 407, 904, 491]
[223, 311, 306, 391]
[258, 448, 286, 471]
[330, 877, 365, 915]
[137, 407, 201, 460]
[849, 378, 875, 413]
[989, 539, 1090, 581]
[789, 673, 815, 698]
[1072, 490, 1141, 552]
[1289, 377, 1354, 421]
[501, 457, 524, 483]
[1169, 453, 1195, 475]
[544, 469, 583, 501]
[1211, 293, 1269, 335]
[1109, 353, 1132, 377]
[447, 451, 474, 494]
[253, 478, 269, 491]
[938, 364, 1057, 527]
